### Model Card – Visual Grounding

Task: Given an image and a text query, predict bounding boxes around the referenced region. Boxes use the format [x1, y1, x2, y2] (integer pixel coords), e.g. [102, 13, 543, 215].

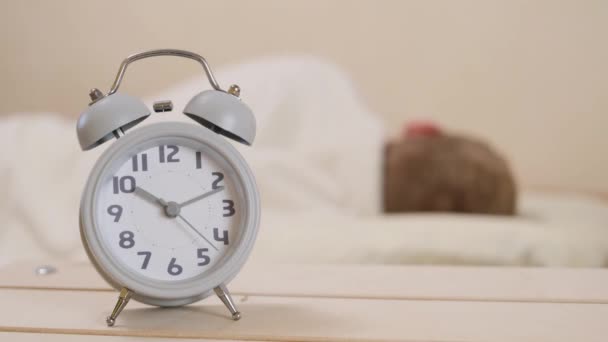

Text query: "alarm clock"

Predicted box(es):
[76, 49, 260, 327]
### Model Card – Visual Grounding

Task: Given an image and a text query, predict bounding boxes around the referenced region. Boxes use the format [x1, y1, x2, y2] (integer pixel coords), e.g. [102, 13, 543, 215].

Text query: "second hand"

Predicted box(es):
[176, 214, 219, 251]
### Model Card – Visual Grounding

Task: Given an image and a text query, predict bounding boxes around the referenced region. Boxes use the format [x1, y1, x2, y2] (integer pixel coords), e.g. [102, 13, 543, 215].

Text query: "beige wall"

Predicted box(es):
[1, 0, 606, 191]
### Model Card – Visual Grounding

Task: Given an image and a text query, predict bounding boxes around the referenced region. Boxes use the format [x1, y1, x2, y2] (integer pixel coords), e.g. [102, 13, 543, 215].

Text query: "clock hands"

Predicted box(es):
[135, 186, 224, 210]
[134, 186, 180, 218]
[175, 214, 219, 251]
[173, 187, 225, 250]
[178, 186, 225, 208]
[133, 186, 220, 250]
[134, 186, 167, 207]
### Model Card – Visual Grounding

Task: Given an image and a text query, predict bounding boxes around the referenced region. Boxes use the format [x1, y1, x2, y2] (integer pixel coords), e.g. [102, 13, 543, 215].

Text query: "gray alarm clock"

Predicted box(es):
[76, 49, 260, 327]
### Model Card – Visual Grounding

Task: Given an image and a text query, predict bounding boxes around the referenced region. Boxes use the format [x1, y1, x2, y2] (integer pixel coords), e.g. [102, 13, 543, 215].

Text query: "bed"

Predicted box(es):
[1, 56, 607, 269]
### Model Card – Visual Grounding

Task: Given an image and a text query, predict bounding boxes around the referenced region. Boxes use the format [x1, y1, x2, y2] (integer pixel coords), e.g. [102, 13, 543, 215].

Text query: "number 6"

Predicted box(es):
[167, 257, 183, 276]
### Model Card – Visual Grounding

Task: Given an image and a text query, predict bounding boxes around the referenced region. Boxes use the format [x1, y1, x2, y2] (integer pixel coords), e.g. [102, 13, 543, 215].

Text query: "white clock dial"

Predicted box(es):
[95, 140, 244, 282]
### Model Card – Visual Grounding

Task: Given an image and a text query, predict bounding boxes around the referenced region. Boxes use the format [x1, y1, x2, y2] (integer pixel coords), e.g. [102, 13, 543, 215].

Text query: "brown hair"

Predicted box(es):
[383, 134, 517, 215]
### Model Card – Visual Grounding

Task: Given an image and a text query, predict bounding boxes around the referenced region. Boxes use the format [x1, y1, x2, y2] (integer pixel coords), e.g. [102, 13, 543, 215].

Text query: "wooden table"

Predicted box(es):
[1, 262, 607, 341]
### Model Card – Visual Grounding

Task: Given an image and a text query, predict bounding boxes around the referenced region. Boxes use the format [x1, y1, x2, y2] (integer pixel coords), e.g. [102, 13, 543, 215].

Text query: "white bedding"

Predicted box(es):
[1, 56, 607, 268]
[253, 192, 608, 267]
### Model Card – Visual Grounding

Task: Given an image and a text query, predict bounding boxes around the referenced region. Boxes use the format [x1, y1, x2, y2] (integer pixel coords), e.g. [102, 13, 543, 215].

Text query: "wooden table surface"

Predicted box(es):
[1, 262, 607, 341]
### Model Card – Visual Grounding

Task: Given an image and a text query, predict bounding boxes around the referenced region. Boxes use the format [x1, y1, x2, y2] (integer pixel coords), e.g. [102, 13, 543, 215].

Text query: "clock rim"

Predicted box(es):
[80, 122, 260, 306]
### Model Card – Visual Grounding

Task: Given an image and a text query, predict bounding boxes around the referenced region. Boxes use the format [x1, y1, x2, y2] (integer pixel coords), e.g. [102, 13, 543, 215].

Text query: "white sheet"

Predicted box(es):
[253, 192, 608, 267]
[1, 56, 607, 268]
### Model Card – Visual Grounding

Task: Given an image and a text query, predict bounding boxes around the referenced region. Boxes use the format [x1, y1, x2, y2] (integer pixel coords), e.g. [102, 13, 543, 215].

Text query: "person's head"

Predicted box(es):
[383, 122, 517, 215]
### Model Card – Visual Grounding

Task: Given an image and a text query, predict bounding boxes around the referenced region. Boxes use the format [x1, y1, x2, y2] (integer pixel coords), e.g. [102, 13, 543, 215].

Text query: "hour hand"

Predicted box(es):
[134, 186, 167, 207]
[178, 186, 224, 208]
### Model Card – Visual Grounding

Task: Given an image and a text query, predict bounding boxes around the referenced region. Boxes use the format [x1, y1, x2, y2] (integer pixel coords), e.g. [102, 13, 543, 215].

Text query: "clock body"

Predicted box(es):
[79, 122, 260, 307]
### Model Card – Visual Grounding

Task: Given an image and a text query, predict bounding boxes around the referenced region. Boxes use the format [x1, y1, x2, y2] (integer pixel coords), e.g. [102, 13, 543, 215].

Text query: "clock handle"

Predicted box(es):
[214, 283, 242, 321]
[107, 49, 224, 96]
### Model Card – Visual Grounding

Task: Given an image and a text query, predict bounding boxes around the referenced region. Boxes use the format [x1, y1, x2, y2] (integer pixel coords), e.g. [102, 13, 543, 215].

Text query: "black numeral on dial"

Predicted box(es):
[197, 248, 211, 266]
[137, 251, 151, 269]
[159, 145, 180, 163]
[119, 230, 135, 249]
[113, 176, 136, 194]
[213, 228, 229, 245]
[132, 153, 148, 172]
[196, 151, 202, 169]
[211, 172, 224, 189]
[222, 200, 235, 217]
[107, 204, 123, 222]
[167, 257, 183, 275]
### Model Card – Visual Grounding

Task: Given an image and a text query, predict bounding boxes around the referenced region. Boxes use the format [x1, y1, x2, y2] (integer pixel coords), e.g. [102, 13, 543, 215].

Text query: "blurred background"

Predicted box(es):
[1, 0, 607, 268]
[1, 0, 607, 190]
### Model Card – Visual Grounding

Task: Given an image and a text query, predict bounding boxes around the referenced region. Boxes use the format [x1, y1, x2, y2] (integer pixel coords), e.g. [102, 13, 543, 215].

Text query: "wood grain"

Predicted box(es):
[3, 262, 608, 304]
[0, 332, 239, 341]
[3, 263, 608, 341]
[1, 288, 607, 342]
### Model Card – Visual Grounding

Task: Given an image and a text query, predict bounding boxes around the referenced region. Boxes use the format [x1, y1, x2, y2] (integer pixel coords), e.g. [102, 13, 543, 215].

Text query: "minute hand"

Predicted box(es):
[178, 187, 224, 208]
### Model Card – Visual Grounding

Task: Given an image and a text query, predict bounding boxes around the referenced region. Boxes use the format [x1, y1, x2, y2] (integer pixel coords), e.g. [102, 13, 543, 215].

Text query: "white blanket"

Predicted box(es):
[1, 56, 607, 267]
[148, 56, 385, 215]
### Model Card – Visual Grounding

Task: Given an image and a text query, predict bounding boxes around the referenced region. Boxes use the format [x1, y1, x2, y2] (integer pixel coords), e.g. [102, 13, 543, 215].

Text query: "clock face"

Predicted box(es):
[94, 137, 244, 282]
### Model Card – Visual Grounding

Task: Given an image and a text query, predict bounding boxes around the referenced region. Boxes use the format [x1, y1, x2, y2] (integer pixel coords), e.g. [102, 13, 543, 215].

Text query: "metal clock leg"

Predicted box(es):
[106, 287, 133, 327]
[213, 283, 241, 320]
